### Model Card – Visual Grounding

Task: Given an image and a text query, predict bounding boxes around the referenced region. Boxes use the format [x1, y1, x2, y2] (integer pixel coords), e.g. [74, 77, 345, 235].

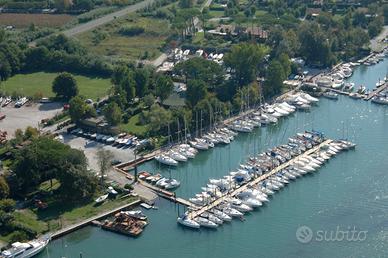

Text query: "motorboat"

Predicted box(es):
[371, 96, 388, 105]
[121, 210, 147, 220]
[177, 216, 200, 229]
[1, 236, 50, 258]
[95, 194, 109, 204]
[164, 178, 181, 190]
[322, 91, 338, 100]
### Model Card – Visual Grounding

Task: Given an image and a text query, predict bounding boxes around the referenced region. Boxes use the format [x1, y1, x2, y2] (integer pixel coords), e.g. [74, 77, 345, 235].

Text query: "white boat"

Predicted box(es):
[194, 217, 218, 228]
[121, 210, 147, 220]
[211, 209, 232, 222]
[1, 237, 50, 258]
[189, 140, 209, 150]
[164, 178, 181, 189]
[154, 155, 178, 166]
[177, 216, 200, 229]
[201, 212, 223, 224]
[95, 194, 109, 203]
[323, 91, 338, 100]
[222, 207, 243, 217]
[371, 96, 388, 105]
[168, 151, 187, 162]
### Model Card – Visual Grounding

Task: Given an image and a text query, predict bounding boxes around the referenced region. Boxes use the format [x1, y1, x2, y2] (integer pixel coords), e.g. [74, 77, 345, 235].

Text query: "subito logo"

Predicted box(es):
[296, 225, 313, 244]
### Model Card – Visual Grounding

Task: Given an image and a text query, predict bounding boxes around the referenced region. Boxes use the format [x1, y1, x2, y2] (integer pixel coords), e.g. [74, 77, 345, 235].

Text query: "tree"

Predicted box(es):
[140, 104, 172, 134]
[103, 102, 122, 125]
[0, 177, 9, 199]
[186, 79, 207, 107]
[143, 93, 155, 108]
[12, 136, 89, 194]
[24, 126, 39, 139]
[134, 68, 149, 98]
[224, 43, 267, 86]
[69, 96, 87, 122]
[58, 164, 97, 200]
[155, 75, 173, 101]
[298, 22, 334, 67]
[277, 53, 291, 77]
[96, 147, 113, 185]
[174, 57, 224, 87]
[264, 60, 285, 98]
[52, 72, 78, 100]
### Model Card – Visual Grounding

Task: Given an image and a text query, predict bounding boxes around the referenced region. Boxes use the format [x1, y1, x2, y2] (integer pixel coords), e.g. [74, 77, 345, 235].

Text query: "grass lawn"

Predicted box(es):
[0, 196, 138, 243]
[76, 14, 171, 61]
[209, 10, 225, 18]
[120, 114, 148, 137]
[0, 72, 112, 100]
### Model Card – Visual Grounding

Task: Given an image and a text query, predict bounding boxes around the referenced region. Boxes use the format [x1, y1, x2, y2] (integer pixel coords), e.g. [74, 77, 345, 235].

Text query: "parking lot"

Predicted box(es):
[0, 102, 63, 138]
[62, 133, 135, 183]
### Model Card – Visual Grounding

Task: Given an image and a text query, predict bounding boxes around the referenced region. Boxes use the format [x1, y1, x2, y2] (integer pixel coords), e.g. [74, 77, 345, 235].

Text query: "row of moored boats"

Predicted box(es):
[177, 131, 356, 229]
[155, 92, 319, 166]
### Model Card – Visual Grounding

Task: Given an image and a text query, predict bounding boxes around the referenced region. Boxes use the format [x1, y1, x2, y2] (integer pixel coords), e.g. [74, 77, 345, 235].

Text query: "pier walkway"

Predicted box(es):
[185, 139, 332, 219]
[51, 200, 141, 239]
[366, 82, 388, 100]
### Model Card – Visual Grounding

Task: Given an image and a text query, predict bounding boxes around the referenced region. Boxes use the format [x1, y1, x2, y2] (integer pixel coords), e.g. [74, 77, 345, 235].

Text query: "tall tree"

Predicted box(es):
[0, 177, 9, 199]
[69, 96, 87, 123]
[186, 79, 208, 107]
[96, 147, 113, 185]
[174, 57, 224, 87]
[224, 43, 267, 86]
[52, 72, 78, 100]
[103, 102, 122, 125]
[264, 60, 285, 98]
[155, 75, 173, 101]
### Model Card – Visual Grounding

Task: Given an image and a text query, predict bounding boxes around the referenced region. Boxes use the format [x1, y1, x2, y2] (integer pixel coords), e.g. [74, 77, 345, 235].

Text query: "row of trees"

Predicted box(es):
[0, 33, 112, 81]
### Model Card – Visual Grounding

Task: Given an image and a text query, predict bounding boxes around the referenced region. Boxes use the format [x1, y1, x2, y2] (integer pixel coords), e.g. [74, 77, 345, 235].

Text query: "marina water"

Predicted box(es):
[38, 58, 388, 258]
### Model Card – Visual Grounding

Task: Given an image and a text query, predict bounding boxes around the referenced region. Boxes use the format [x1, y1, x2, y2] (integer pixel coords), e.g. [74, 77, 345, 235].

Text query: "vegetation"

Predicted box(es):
[0, 72, 111, 100]
[52, 72, 79, 100]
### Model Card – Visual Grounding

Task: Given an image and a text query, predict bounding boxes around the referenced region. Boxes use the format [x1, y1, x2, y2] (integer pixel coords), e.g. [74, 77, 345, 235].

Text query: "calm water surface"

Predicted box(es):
[38, 58, 388, 258]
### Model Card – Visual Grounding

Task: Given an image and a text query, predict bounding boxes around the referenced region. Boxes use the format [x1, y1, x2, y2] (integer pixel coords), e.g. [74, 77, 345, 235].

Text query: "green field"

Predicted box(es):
[0, 72, 112, 100]
[119, 114, 148, 137]
[76, 14, 171, 61]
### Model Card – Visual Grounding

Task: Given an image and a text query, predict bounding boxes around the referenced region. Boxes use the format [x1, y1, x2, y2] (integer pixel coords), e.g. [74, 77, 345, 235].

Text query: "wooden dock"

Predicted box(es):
[51, 200, 141, 239]
[365, 82, 388, 100]
[138, 180, 198, 208]
[185, 139, 333, 219]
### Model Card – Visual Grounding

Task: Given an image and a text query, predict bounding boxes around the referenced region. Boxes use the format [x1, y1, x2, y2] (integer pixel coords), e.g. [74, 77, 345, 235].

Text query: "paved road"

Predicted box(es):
[63, 0, 154, 37]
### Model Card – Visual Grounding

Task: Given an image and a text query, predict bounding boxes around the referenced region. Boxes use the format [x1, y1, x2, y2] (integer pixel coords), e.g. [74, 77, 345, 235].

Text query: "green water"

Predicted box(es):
[38, 59, 388, 258]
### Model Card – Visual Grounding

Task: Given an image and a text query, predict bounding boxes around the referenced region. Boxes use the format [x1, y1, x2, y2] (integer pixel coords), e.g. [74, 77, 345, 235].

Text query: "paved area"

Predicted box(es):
[62, 133, 134, 173]
[370, 25, 388, 52]
[0, 102, 63, 138]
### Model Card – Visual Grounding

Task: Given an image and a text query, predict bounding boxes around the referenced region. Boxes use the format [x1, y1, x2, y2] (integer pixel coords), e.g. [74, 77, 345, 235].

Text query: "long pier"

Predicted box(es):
[365, 82, 388, 100]
[185, 139, 332, 219]
[138, 180, 198, 208]
[51, 200, 141, 239]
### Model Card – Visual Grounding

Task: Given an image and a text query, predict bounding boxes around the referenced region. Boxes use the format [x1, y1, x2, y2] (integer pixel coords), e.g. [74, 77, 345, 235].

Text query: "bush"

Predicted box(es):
[124, 184, 133, 190]
[9, 231, 29, 243]
[118, 26, 145, 36]
[0, 199, 16, 213]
